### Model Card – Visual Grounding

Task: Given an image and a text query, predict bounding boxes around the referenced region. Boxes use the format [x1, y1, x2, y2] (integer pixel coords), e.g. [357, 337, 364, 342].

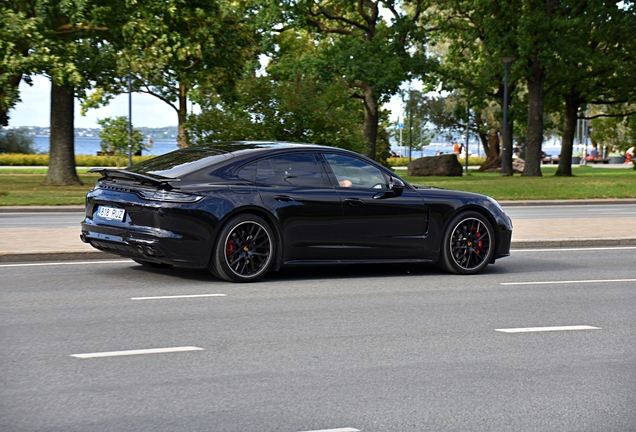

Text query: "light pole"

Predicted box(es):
[127, 75, 132, 168]
[500, 56, 515, 175]
[465, 108, 470, 174]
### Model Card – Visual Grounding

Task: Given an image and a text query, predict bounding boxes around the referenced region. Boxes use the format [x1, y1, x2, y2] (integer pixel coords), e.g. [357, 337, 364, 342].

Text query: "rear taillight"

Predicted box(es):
[136, 190, 204, 203]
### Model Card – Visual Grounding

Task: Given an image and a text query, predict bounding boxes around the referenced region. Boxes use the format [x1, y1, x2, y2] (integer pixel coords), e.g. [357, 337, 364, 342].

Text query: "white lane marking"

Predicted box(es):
[0, 260, 131, 268]
[131, 294, 226, 300]
[71, 346, 204, 359]
[501, 278, 636, 286]
[514, 246, 636, 252]
[297, 429, 360, 432]
[496, 325, 601, 333]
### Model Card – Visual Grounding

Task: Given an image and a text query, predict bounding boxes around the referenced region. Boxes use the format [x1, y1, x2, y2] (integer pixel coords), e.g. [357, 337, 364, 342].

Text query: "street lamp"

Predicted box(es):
[500, 56, 515, 175]
[127, 75, 133, 168]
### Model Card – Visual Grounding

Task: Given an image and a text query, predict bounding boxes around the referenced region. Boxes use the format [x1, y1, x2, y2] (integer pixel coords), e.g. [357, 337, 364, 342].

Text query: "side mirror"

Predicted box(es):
[389, 177, 405, 197]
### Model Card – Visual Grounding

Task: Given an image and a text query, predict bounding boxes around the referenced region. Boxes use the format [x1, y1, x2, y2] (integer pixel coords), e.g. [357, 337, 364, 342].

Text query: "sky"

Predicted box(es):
[9, 75, 181, 129]
[8, 75, 409, 129]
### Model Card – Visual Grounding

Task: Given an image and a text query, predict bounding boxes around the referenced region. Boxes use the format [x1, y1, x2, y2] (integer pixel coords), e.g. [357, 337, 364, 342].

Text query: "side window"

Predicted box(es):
[237, 162, 256, 182]
[323, 153, 387, 189]
[256, 153, 327, 188]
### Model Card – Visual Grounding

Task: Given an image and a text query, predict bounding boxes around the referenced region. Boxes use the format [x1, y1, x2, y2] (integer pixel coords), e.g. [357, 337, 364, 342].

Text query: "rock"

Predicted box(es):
[407, 154, 463, 176]
[512, 158, 525, 173]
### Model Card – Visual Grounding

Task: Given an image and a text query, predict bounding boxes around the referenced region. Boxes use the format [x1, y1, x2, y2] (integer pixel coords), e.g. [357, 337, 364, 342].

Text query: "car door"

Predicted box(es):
[246, 152, 345, 261]
[321, 152, 428, 259]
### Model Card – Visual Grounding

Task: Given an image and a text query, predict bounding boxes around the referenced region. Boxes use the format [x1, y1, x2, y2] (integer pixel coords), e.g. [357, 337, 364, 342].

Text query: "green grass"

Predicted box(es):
[0, 165, 635, 206]
[401, 166, 636, 201]
[0, 174, 100, 206]
[0, 168, 94, 174]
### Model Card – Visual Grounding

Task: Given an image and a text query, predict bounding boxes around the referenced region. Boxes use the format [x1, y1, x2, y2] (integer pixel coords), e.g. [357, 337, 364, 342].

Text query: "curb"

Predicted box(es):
[2, 237, 636, 264]
[511, 237, 636, 249]
[0, 250, 121, 263]
[0, 205, 85, 213]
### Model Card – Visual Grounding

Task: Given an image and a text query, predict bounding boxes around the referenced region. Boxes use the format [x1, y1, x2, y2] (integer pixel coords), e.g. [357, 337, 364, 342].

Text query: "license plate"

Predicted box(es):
[98, 206, 125, 221]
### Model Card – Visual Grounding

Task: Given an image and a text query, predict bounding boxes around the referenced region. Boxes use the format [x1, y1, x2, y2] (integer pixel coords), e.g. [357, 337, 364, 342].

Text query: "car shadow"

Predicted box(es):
[127, 260, 510, 283]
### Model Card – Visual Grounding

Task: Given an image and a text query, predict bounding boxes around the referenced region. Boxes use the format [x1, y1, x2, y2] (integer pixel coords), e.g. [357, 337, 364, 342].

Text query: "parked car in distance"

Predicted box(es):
[81, 141, 512, 282]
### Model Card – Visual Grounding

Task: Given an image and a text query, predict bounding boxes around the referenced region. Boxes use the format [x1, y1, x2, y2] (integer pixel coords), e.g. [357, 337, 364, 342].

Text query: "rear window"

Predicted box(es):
[128, 148, 231, 178]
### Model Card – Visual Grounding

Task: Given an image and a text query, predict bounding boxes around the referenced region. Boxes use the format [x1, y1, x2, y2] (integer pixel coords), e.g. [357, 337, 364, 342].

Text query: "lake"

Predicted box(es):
[33, 136, 179, 156]
[32, 136, 564, 159]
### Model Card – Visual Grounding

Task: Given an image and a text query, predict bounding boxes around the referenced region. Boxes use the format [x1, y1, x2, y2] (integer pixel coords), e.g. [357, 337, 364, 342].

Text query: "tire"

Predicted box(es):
[209, 214, 275, 282]
[132, 259, 173, 268]
[438, 211, 495, 275]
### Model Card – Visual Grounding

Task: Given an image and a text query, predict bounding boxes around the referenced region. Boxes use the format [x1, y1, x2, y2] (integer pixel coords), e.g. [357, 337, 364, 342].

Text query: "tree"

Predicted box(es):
[1, 0, 128, 185]
[189, 73, 366, 153]
[0, 127, 36, 153]
[426, 0, 522, 173]
[85, 0, 255, 149]
[554, 1, 636, 176]
[97, 116, 146, 167]
[270, 0, 429, 161]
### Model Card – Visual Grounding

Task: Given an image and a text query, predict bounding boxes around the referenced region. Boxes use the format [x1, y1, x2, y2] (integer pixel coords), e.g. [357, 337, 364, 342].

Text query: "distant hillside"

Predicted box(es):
[8, 126, 179, 140]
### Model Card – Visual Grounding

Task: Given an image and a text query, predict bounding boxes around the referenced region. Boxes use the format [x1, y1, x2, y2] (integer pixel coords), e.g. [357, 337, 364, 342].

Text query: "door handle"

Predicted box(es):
[274, 195, 294, 202]
[344, 198, 364, 206]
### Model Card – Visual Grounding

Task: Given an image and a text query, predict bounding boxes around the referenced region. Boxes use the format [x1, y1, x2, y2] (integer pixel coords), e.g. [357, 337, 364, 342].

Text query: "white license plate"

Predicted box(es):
[98, 206, 125, 221]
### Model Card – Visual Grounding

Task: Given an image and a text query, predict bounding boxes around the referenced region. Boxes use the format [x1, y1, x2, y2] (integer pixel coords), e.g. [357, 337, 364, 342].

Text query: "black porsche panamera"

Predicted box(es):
[81, 141, 512, 282]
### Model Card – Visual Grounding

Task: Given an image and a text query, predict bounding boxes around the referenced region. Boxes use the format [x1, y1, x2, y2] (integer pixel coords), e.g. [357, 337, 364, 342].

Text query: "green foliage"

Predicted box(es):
[81, 0, 256, 148]
[0, 128, 36, 154]
[97, 116, 146, 154]
[190, 73, 366, 154]
[590, 106, 636, 154]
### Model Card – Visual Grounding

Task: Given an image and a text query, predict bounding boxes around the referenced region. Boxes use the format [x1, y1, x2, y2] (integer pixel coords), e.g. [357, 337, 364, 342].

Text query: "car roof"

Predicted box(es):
[127, 141, 339, 180]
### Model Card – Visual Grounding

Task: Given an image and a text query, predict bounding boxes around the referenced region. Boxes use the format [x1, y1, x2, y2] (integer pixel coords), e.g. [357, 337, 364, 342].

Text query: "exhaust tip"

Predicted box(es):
[79, 233, 87, 243]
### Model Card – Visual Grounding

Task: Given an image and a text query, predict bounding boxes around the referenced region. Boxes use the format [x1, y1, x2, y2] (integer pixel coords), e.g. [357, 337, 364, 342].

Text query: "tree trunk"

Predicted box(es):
[522, 63, 546, 177]
[476, 109, 501, 171]
[477, 132, 502, 171]
[361, 84, 379, 160]
[44, 83, 81, 186]
[555, 89, 582, 176]
[177, 83, 189, 148]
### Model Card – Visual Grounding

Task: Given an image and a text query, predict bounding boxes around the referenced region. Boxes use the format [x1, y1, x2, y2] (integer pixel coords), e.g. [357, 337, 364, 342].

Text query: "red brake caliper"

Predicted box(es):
[476, 232, 482, 254]
[226, 239, 235, 262]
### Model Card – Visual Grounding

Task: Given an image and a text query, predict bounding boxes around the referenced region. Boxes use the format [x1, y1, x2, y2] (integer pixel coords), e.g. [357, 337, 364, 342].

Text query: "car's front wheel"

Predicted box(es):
[209, 214, 275, 282]
[439, 211, 495, 275]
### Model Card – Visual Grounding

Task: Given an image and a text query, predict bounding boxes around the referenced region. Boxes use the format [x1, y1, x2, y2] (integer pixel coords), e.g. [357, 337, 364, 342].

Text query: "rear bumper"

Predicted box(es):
[80, 222, 210, 267]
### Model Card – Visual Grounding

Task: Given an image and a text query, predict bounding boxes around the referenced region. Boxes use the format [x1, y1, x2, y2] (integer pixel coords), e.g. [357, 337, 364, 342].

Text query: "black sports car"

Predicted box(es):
[81, 141, 512, 282]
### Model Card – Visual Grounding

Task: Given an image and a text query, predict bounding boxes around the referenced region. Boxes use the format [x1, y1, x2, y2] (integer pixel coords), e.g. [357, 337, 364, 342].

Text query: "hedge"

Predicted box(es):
[0, 153, 155, 167]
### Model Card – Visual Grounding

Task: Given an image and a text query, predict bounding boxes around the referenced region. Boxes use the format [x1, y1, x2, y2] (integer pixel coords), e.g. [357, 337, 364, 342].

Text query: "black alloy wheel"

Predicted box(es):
[210, 214, 274, 282]
[439, 211, 495, 275]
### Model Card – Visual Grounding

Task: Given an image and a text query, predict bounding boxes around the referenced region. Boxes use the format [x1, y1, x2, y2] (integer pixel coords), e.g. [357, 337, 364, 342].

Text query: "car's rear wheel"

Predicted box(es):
[209, 214, 275, 282]
[439, 211, 495, 275]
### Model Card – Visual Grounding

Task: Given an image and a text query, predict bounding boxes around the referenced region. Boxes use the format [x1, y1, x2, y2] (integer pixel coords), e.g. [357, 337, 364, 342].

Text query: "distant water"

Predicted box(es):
[31, 135, 563, 158]
[32, 136, 178, 156]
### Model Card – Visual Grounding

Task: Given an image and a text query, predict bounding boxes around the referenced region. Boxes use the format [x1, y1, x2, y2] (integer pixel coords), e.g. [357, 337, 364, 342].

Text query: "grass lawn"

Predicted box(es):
[0, 165, 634, 206]
[0, 174, 100, 206]
[402, 166, 636, 200]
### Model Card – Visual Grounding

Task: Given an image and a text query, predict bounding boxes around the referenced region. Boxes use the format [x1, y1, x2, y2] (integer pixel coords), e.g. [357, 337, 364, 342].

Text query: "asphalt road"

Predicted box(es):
[1, 203, 635, 229]
[2, 247, 636, 431]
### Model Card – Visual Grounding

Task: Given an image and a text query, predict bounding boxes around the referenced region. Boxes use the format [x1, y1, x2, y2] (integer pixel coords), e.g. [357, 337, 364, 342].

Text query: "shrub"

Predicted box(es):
[0, 128, 36, 154]
[0, 153, 154, 166]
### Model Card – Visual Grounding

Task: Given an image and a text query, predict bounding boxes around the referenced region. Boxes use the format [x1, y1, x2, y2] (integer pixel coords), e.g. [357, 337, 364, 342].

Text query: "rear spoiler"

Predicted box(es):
[89, 168, 181, 186]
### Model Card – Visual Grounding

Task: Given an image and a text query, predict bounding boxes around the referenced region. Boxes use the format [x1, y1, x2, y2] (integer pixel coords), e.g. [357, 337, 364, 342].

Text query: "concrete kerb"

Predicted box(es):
[0, 250, 123, 264]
